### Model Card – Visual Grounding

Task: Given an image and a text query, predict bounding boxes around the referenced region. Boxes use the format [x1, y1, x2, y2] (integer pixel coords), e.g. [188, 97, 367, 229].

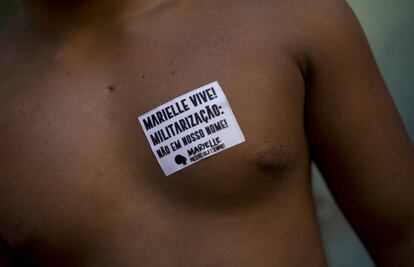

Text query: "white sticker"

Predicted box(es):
[138, 81, 245, 176]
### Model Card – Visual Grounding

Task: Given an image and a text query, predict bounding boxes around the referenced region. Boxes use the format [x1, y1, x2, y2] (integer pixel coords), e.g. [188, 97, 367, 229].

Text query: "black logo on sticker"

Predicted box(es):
[175, 154, 188, 166]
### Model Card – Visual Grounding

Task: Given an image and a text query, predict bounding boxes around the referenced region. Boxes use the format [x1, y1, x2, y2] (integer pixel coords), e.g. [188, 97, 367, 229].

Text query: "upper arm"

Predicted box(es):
[301, 0, 414, 264]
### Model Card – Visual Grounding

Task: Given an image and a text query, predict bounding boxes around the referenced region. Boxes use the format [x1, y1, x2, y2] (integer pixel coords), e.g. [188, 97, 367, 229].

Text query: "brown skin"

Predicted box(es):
[0, 0, 413, 266]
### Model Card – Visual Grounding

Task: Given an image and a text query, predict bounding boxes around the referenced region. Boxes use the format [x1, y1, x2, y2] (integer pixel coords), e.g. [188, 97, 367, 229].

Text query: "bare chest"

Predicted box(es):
[0, 11, 310, 264]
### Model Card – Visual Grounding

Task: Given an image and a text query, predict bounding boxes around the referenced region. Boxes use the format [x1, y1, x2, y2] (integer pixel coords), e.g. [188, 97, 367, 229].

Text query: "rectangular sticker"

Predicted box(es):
[138, 81, 245, 176]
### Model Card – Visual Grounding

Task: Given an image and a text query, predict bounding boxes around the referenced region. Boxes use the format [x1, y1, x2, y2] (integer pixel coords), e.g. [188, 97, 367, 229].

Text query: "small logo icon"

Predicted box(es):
[175, 154, 187, 166]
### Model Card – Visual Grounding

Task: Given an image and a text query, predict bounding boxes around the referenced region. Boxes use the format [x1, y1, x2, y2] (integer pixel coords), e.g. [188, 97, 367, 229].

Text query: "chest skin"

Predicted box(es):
[0, 1, 324, 266]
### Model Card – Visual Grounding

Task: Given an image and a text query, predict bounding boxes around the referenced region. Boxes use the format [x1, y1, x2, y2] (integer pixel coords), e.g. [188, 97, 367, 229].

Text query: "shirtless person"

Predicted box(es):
[0, 0, 413, 266]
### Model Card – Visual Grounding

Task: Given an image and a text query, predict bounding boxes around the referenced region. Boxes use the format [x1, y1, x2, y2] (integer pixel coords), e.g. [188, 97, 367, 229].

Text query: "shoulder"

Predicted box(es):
[257, 0, 369, 80]
[215, 0, 365, 59]
[227, 0, 359, 28]
[284, 0, 368, 70]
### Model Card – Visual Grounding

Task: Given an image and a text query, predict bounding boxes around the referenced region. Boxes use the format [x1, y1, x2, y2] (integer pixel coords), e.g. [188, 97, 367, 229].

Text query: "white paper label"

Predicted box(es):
[138, 81, 245, 176]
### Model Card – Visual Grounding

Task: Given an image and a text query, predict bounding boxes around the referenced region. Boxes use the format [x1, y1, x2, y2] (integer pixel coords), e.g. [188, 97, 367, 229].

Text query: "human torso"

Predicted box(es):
[0, 1, 326, 266]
